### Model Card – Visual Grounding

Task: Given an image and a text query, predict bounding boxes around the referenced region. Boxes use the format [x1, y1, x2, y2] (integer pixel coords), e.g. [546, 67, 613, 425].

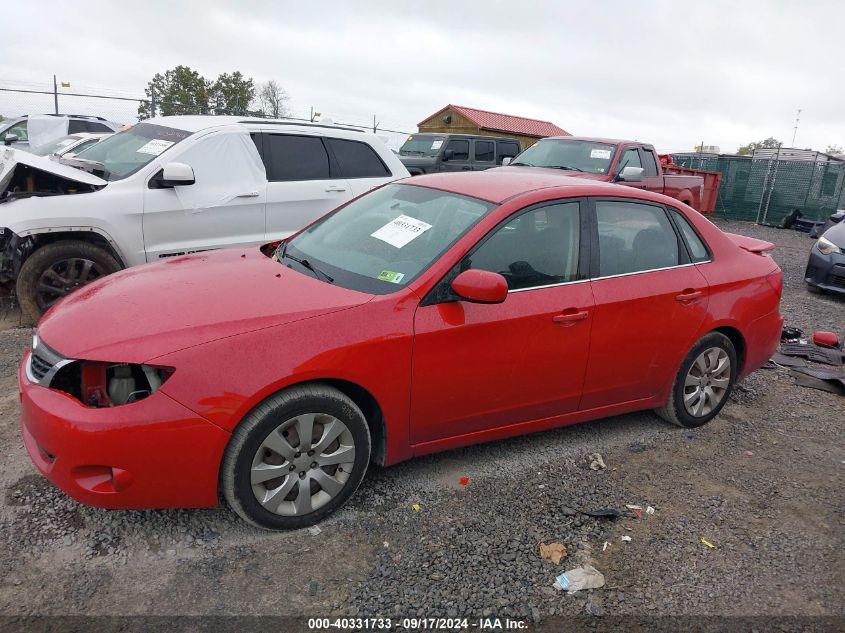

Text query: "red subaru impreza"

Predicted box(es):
[19, 169, 783, 529]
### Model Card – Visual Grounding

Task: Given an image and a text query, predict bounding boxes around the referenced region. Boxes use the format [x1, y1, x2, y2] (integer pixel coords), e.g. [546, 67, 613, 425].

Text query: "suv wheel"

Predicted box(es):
[221, 383, 371, 530]
[655, 332, 737, 428]
[16, 240, 122, 323]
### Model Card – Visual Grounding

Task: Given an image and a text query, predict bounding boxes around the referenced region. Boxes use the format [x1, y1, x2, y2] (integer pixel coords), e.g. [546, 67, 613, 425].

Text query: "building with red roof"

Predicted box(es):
[417, 104, 570, 149]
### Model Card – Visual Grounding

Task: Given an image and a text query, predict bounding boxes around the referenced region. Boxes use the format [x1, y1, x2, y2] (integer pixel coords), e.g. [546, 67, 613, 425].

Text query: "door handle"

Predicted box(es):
[553, 310, 589, 326]
[236, 191, 260, 198]
[675, 289, 703, 303]
[325, 186, 347, 193]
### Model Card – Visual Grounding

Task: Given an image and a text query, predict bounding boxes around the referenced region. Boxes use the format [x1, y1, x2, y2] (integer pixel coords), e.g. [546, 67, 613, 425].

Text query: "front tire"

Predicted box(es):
[16, 240, 121, 323]
[221, 383, 371, 530]
[656, 332, 737, 428]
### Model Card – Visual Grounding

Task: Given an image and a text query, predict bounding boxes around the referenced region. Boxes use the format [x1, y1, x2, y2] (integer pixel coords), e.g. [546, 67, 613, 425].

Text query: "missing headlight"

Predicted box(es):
[51, 361, 173, 407]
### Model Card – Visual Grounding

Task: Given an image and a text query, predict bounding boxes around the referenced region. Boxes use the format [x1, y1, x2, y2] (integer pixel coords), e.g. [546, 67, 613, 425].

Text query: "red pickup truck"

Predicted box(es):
[506, 137, 705, 210]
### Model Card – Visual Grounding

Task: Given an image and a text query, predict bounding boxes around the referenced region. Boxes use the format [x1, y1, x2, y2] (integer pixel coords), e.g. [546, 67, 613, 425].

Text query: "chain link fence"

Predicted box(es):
[672, 152, 845, 225]
[0, 81, 413, 150]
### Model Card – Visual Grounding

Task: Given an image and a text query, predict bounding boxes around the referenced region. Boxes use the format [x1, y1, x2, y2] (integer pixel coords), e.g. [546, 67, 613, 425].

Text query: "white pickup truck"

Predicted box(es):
[0, 115, 409, 321]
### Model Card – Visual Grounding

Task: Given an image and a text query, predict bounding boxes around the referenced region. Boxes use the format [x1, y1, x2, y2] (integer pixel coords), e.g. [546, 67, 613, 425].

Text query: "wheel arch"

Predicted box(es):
[711, 325, 747, 373]
[23, 229, 127, 269]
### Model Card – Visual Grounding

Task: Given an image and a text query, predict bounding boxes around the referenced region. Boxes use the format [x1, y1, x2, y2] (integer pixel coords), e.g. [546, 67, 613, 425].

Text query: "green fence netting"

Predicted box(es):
[672, 154, 845, 225]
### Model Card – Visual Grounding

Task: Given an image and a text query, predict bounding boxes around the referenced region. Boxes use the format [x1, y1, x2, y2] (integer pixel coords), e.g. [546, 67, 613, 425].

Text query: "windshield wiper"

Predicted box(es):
[510, 161, 535, 167]
[400, 150, 426, 156]
[280, 248, 334, 283]
[544, 165, 586, 172]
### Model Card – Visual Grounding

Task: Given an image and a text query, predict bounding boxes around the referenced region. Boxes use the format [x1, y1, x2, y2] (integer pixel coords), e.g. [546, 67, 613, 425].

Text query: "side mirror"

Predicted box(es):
[159, 162, 195, 187]
[442, 149, 454, 162]
[451, 269, 508, 304]
[616, 165, 644, 182]
[3, 134, 19, 146]
[501, 156, 512, 166]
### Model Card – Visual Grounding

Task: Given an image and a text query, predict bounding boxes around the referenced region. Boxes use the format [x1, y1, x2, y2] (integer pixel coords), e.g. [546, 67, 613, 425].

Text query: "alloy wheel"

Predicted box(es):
[36, 258, 102, 310]
[250, 413, 356, 516]
[683, 347, 731, 417]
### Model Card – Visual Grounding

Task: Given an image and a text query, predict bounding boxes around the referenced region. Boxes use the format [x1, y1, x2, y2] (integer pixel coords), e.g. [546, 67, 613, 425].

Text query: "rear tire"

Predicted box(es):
[221, 383, 371, 530]
[655, 332, 737, 428]
[16, 240, 121, 323]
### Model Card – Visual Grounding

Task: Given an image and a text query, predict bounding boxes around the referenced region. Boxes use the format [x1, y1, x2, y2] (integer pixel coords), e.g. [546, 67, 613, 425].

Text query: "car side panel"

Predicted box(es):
[153, 294, 418, 466]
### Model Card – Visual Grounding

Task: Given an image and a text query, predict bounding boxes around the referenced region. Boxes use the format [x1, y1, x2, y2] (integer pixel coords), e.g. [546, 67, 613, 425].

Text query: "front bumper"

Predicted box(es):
[805, 247, 845, 295]
[18, 350, 231, 509]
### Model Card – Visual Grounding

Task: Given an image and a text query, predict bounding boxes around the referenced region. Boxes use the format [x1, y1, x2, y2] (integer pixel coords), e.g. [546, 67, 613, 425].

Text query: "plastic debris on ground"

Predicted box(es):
[307, 526, 321, 536]
[687, 434, 695, 440]
[588, 452, 606, 470]
[626, 505, 643, 519]
[411, 503, 420, 512]
[383, 541, 389, 549]
[745, 451, 754, 457]
[812, 331, 840, 349]
[699, 537, 716, 549]
[553, 565, 606, 593]
[621, 535, 632, 542]
[646, 506, 655, 515]
[584, 508, 620, 519]
[602, 541, 610, 552]
[539, 542, 568, 564]
[459, 476, 470, 486]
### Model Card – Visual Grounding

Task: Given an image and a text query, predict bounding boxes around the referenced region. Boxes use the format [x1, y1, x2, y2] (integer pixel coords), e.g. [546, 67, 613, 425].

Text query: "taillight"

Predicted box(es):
[765, 269, 783, 299]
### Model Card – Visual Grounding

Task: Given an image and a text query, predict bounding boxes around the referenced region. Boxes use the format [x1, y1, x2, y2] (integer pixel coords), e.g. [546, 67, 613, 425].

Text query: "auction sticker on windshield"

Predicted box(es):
[590, 148, 612, 159]
[377, 270, 405, 283]
[136, 139, 175, 156]
[371, 215, 432, 248]
[431, 140, 443, 150]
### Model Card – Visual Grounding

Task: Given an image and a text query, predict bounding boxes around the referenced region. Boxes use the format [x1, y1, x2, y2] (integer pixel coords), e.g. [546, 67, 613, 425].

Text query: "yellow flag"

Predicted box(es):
[60, 81, 71, 88]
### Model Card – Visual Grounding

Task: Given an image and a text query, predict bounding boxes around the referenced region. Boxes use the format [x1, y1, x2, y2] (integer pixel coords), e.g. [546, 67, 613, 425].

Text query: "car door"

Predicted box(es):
[638, 147, 665, 194]
[262, 132, 353, 239]
[440, 138, 472, 172]
[472, 139, 495, 171]
[410, 200, 594, 444]
[579, 198, 709, 410]
[142, 130, 267, 260]
[325, 136, 394, 198]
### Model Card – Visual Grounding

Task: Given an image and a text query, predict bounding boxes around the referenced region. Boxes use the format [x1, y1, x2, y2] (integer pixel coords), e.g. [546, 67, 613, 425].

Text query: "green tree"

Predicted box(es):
[736, 137, 781, 156]
[138, 65, 211, 119]
[210, 71, 255, 116]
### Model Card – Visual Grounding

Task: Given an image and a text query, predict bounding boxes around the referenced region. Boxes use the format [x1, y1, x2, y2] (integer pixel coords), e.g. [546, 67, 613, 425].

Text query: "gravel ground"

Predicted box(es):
[0, 219, 842, 630]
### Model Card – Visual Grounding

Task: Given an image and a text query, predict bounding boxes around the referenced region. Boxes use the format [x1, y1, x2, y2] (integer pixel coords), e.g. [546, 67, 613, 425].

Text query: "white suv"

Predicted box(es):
[0, 115, 409, 321]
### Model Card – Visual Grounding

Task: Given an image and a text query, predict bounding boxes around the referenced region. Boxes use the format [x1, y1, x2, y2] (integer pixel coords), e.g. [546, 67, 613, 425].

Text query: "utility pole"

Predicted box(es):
[53, 74, 59, 114]
[791, 108, 801, 147]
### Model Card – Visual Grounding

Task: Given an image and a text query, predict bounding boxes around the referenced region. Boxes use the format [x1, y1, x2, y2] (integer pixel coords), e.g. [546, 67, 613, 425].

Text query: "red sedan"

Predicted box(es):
[19, 169, 783, 529]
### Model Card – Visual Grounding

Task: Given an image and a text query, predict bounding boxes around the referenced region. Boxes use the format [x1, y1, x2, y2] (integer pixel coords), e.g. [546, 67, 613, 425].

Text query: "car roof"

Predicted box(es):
[541, 136, 654, 147]
[143, 115, 370, 136]
[403, 167, 640, 203]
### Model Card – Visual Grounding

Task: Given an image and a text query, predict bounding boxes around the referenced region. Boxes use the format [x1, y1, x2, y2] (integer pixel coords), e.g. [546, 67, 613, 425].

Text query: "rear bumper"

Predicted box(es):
[741, 310, 783, 378]
[19, 351, 230, 509]
[805, 248, 845, 295]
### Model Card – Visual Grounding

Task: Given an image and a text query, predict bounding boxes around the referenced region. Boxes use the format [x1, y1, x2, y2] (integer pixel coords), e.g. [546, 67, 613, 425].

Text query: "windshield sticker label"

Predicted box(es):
[136, 139, 175, 156]
[590, 148, 612, 159]
[431, 140, 443, 150]
[371, 214, 432, 248]
[377, 270, 405, 283]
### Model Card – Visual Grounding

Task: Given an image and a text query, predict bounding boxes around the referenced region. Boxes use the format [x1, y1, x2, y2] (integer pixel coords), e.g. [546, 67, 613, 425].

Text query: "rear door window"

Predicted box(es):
[670, 209, 710, 262]
[264, 134, 331, 181]
[595, 200, 680, 276]
[474, 140, 494, 163]
[326, 138, 391, 178]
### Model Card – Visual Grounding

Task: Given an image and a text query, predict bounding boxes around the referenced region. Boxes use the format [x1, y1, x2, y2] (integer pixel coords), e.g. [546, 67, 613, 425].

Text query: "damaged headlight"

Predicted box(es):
[51, 358, 173, 407]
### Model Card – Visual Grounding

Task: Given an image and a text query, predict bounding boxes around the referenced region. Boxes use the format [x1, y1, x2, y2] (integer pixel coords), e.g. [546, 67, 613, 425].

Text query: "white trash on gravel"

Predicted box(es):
[553, 564, 606, 593]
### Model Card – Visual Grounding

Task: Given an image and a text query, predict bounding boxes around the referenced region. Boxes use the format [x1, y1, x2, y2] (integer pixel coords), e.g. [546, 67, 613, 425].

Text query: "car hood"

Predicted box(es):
[37, 247, 374, 363]
[0, 146, 107, 188]
[822, 220, 845, 247]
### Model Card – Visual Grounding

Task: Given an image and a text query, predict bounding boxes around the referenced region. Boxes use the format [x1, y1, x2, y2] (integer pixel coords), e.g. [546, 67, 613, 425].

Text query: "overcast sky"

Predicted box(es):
[1, 0, 842, 153]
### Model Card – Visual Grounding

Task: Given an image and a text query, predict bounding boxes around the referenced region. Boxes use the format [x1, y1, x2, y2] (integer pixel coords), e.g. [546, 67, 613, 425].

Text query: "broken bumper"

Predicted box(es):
[18, 350, 230, 509]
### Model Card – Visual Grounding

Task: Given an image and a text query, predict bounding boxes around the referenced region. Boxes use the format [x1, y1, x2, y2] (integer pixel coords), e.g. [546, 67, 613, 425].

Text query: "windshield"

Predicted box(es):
[72, 122, 191, 181]
[285, 183, 495, 293]
[512, 139, 617, 174]
[30, 135, 82, 156]
[399, 134, 446, 157]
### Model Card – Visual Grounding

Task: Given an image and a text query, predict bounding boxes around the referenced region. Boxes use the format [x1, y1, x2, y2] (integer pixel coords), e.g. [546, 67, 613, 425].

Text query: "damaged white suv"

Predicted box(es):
[0, 115, 409, 321]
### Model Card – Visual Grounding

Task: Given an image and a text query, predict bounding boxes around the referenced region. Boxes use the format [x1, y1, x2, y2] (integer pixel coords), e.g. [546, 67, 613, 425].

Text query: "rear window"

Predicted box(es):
[327, 138, 390, 178]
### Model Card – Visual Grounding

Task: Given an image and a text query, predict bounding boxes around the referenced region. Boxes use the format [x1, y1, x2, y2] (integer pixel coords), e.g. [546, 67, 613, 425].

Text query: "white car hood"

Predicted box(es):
[0, 146, 108, 188]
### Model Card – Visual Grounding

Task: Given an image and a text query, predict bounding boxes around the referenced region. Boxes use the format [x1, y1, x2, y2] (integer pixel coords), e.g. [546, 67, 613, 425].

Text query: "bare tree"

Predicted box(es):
[258, 80, 289, 119]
